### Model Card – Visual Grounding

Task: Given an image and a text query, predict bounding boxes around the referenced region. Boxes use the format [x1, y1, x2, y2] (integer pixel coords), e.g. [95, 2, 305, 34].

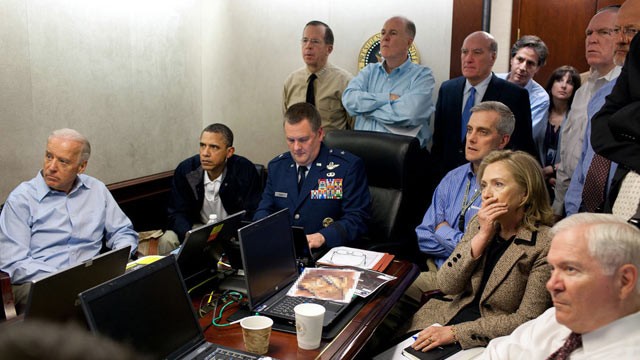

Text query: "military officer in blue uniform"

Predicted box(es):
[254, 102, 371, 249]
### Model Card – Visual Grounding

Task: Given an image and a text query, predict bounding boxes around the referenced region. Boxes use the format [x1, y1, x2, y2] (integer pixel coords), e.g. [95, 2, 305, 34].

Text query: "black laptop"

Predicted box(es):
[237, 208, 350, 328]
[24, 245, 131, 325]
[79, 256, 264, 360]
[176, 210, 245, 289]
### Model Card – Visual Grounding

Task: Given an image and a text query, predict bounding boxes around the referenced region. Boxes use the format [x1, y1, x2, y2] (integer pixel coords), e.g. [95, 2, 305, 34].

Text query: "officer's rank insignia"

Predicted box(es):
[311, 178, 343, 199]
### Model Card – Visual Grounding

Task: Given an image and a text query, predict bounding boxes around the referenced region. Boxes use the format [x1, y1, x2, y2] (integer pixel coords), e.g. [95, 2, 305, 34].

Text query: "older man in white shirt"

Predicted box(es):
[480, 213, 640, 359]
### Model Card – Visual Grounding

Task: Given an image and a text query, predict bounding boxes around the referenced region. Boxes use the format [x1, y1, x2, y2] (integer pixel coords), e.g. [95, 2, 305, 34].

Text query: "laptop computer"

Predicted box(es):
[176, 210, 245, 289]
[79, 255, 264, 360]
[237, 208, 350, 328]
[24, 245, 131, 325]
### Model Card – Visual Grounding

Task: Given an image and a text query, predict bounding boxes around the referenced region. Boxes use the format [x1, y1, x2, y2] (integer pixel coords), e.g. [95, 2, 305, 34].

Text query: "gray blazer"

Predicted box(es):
[409, 217, 552, 349]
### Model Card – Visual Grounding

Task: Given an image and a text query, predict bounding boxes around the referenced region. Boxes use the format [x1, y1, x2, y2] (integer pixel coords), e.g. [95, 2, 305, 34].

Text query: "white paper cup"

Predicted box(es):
[240, 315, 273, 354]
[294, 303, 326, 350]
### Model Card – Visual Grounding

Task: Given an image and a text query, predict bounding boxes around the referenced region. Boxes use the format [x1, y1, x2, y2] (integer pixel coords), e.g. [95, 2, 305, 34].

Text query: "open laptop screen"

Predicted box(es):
[25, 245, 131, 325]
[238, 208, 299, 310]
[80, 256, 203, 359]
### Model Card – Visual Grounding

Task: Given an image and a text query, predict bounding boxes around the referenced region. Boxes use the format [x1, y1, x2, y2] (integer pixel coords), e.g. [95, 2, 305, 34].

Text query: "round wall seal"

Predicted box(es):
[358, 33, 420, 70]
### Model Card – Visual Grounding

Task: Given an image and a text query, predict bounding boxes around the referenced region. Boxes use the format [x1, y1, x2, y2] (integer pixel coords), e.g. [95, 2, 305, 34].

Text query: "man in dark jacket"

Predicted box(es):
[159, 124, 262, 254]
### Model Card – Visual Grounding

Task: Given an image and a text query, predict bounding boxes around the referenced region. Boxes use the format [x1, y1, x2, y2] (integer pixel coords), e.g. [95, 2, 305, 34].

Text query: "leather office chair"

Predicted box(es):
[323, 130, 432, 261]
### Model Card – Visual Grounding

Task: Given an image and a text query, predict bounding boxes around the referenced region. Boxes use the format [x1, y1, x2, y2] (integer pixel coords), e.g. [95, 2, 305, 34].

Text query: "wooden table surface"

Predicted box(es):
[199, 259, 419, 360]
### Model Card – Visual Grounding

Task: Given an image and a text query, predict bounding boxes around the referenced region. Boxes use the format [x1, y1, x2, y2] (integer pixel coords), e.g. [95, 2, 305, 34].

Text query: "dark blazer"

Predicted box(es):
[254, 143, 371, 249]
[431, 74, 537, 182]
[409, 217, 552, 349]
[592, 35, 640, 173]
[167, 154, 262, 242]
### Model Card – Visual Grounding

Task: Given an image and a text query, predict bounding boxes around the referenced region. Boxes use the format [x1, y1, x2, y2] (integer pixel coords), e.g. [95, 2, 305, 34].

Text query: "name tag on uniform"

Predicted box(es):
[275, 191, 288, 198]
[311, 179, 343, 200]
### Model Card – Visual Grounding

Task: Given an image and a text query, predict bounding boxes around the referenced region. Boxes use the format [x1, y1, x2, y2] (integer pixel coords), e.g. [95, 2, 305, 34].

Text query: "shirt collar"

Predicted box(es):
[377, 56, 412, 75]
[589, 65, 622, 82]
[204, 167, 226, 185]
[306, 63, 330, 78]
[35, 171, 89, 201]
[581, 311, 640, 354]
[465, 72, 493, 95]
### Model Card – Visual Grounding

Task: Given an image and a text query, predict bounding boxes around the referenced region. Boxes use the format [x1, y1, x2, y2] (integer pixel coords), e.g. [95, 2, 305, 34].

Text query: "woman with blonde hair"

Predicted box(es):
[407, 150, 554, 354]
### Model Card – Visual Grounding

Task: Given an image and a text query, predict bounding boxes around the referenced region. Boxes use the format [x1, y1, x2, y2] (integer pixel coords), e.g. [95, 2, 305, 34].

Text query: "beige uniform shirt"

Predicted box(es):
[283, 63, 354, 131]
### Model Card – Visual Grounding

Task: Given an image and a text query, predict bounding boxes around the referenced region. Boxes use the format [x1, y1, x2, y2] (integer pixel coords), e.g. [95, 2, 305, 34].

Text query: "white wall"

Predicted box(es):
[5, 0, 520, 202]
[1, 0, 202, 201]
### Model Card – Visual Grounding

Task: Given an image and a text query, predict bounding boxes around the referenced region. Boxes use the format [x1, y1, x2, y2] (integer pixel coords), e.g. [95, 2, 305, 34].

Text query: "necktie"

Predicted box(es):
[546, 332, 582, 360]
[306, 73, 317, 106]
[297, 165, 308, 192]
[582, 154, 611, 212]
[612, 171, 640, 220]
[461, 87, 476, 140]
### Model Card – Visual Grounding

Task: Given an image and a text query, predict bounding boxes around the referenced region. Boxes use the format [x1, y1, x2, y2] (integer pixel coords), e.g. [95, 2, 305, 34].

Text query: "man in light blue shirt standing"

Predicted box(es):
[496, 35, 550, 131]
[342, 16, 435, 149]
[0, 128, 138, 310]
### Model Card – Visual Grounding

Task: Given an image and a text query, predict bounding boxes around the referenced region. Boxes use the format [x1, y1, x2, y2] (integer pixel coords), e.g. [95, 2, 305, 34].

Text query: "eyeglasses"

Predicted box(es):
[613, 26, 640, 38]
[585, 28, 616, 37]
[329, 249, 367, 267]
[301, 38, 324, 46]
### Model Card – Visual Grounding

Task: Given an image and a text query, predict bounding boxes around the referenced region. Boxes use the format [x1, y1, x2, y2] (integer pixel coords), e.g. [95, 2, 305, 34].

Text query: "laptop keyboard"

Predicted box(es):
[195, 344, 261, 360]
[269, 296, 324, 318]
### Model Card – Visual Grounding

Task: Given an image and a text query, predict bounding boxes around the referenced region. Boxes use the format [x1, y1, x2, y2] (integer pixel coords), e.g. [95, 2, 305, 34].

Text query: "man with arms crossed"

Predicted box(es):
[0, 128, 138, 309]
[342, 16, 435, 149]
[481, 213, 640, 359]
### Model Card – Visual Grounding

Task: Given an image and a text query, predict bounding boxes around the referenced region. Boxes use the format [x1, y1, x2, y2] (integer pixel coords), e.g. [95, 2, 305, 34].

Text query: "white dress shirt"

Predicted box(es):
[480, 307, 640, 359]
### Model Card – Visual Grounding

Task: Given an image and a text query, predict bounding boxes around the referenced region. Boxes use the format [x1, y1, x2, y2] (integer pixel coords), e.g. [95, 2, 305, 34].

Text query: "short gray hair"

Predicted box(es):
[553, 213, 640, 291]
[48, 128, 91, 162]
[470, 101, 515, 136]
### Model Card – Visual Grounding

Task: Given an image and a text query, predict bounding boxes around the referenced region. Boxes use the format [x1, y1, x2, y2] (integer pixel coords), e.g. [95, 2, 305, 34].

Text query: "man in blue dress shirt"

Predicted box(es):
[497, 35, 550, 131]
[254, 103, 371, 250]
[0, 128, 138, 310]
[342, 16, 435, 149]
[407, 101, 515, 301]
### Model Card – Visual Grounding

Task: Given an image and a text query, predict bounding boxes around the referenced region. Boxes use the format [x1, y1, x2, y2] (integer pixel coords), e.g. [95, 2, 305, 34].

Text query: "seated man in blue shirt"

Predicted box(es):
[0, 128, 138, 310]
[254, 102, 371, 250]
[407, 101, 514, 301]
[342, 16, 435, 149]
[160, 123, 262, 254]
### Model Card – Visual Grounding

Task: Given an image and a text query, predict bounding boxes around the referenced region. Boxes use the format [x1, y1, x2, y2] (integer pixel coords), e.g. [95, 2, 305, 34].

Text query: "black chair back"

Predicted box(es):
[324, 130, 432, 259]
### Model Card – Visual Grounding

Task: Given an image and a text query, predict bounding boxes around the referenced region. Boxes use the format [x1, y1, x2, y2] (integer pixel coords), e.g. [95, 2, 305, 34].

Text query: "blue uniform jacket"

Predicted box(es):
[254, 143, 371, 248]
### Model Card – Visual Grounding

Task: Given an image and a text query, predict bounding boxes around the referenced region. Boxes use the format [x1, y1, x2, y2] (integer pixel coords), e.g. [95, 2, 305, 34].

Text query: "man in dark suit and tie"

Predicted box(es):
[431, 31, 536, 183]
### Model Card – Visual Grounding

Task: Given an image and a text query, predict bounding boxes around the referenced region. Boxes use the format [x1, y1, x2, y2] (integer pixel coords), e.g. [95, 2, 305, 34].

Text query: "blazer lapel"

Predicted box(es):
[480, 227, 535, 302]
[482, 74, 502, 101]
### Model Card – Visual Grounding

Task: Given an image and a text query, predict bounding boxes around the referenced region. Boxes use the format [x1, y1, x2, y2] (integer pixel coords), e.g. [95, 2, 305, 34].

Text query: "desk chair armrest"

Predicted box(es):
[0, 270, 17, 321]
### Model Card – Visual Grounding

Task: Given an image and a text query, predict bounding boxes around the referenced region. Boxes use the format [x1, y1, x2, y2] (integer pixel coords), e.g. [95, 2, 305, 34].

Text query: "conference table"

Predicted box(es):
[198, 259, 419, 360]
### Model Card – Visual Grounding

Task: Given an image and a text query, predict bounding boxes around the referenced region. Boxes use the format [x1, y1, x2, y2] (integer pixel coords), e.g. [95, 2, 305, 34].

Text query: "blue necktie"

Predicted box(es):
[461, 87, 476, 140]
